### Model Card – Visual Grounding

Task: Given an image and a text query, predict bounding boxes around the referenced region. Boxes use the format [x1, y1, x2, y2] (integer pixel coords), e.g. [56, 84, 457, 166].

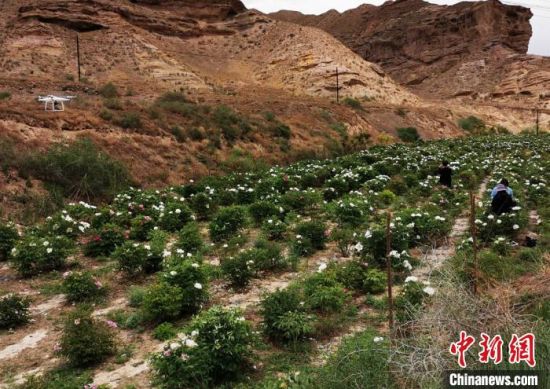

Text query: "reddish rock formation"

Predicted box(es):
[271, 0, 548, 98]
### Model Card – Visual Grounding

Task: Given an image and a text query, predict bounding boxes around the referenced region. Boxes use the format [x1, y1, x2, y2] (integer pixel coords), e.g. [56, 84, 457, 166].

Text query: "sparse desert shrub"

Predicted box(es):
[99, 82, 118, 98]
[209, 206, 247, 242]
[83, 223, 125, 257]
[103, 98, 122, 110]
[268, 122, 292, 139]
[117, 112, 142, 129]
[11, 235, 73, 277]
[0, 222, 19, 261]
[151, 306, 254, 388]
[0, 293, 30, 329]
[458, 115, 485, 132]
[58, 306, 117, 367]
[99, 109, 113, 121]
[23, 138, 131, 201]
[170, 126, 185, 143]
[187, 127, 204, 141]
[342, 97, 363, 110]
[396, 127, 420, 143]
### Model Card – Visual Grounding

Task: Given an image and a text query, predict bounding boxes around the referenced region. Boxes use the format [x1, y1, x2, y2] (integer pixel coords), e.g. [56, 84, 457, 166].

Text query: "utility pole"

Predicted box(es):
[336, 67, 340, 104]
[76, 34, 81, 82]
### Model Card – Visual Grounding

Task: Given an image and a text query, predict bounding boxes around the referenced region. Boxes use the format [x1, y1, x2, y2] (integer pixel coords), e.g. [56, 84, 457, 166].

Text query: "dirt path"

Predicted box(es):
[0, 329, 49, 361]
[413, 179, 489, 282]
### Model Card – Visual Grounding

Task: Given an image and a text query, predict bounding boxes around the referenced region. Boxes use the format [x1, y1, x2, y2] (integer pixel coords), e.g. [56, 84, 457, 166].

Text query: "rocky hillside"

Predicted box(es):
[0, 0, 545, 220]
[271, 0, 550, 102]
[0, 0, 414, 103]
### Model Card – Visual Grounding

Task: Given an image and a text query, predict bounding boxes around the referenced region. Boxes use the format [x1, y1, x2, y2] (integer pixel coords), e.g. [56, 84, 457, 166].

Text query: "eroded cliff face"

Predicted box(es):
[271, 0, 549, 99]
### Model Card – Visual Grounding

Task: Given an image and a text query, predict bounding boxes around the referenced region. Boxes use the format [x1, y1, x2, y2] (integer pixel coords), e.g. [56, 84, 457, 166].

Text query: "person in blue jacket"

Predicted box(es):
[491, 179, 516, 215]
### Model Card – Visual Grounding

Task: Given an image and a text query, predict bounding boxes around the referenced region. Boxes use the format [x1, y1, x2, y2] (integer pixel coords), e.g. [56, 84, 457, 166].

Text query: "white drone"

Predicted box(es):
[37, 95, 76, 112]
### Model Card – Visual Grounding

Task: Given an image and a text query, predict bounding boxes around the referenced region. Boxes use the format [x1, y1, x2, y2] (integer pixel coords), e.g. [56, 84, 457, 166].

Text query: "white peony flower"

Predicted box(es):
[317, 263, 327, 273]
[194, 283, 203, 290]
[423, 286, 436, 296]
[373, 337, 384, 343]
[405, 276, 418, 283]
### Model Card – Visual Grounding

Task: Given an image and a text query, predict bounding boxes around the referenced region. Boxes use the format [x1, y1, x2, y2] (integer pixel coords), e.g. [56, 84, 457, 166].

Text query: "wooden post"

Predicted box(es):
[386, 211, 394, 330]
[336, 67, 340, 104]
[469, 192, 478, 295]
[535, 108, 539, 136]
[76, 34, 81, 82]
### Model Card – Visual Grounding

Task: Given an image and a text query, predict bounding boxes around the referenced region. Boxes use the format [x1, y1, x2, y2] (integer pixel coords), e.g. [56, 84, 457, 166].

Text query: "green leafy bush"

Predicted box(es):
[261, 218, 287, 241]
[129, 215, 156, 241]
[261, 288, 314, 343]
[395, 280, 431, 323]
[160, 260, 208, 314]
[331, 228, 355, 257]
[396, 127, 420, 142]
[293, 220, 327, 256]
[363, 269, 387, 294]
[151, 306, 254, 388]
[113, 241, 155, 276]
[153, 322, 177, 341]
[58, 306, 117, 367]
[303, 273, 348, 313]
[62, 271, 106, 303]
[83, 223, 125, 257]
[0, 222, 18, 261]
[209, 206, 247, 242]
[0, 91, 11, 100]
[158, 203, 193, 232]
[142, 282, 185, 322]
[0, 294, 30, 329]
[313, 330, 390, 388]
[221, 253, 255, 289]
[249, 201, 280, 225]
[24, 138, 131, 201]
[11, 235, 73, 277]
[175, 222, 203, 253]
[252, 239, 286, 272]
